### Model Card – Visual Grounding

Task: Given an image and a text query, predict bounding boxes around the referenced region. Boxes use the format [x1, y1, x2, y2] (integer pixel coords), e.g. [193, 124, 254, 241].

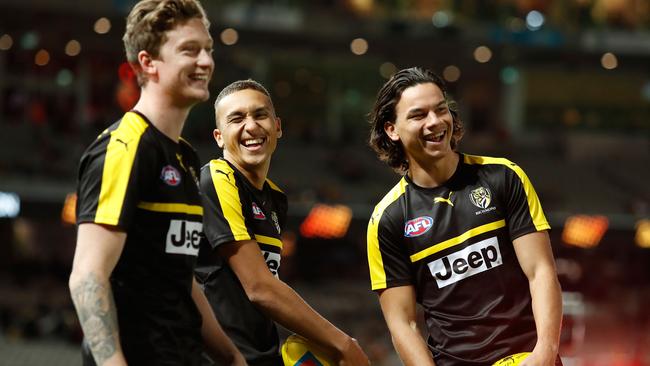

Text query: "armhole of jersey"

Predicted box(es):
[94, 112, 149, 226]
[209, 159, 252, 241]
[368, 177, 408, 291]
[463, 154, 550, 231]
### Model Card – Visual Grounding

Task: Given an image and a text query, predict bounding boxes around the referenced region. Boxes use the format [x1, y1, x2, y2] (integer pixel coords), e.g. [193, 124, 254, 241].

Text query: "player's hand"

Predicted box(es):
[337, 337, 370, 366]
[519, 348, 555, 366]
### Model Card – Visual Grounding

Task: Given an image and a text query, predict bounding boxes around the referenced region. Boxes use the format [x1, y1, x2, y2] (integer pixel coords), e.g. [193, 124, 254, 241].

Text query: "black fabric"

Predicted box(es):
[368, 153, 552, 365]
[76, 111, 204, 363]
[196, 158, 287, 364]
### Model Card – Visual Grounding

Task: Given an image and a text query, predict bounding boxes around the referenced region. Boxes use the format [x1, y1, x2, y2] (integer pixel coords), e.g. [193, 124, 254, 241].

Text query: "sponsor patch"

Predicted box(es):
[404, 216, 434, 237]
[165, 220, 202, 256]
[160, 165, 181, 186]
[262, 250, 281, 277]
[469, 186, 491, 209]
[427, 236, 502, 288]
[252, 202, 266, 220]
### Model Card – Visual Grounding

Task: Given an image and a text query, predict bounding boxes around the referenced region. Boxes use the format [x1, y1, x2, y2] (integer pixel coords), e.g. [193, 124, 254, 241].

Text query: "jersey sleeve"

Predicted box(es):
[503, 163, 551, 240]
[200, 160, 254, 249]
[76, 115, 150, 229]
[367, 203, 413, 291]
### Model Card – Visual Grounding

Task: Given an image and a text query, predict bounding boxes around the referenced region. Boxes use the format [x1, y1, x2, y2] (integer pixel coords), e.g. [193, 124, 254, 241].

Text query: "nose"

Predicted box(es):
[243, 115, 262, 132]
[424, 110, 440, 127]
[198, 48, 214, 69]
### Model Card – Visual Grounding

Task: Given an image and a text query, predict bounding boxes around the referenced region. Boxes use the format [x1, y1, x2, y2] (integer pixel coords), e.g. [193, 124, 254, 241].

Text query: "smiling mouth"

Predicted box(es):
[424, 130, 446, 143]
[189, 74, 209, 81]
[242, 137, 265, 148]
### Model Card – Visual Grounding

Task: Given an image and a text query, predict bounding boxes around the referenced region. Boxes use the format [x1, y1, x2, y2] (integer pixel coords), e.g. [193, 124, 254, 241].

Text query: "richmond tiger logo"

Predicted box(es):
[469, 186, 491, 209]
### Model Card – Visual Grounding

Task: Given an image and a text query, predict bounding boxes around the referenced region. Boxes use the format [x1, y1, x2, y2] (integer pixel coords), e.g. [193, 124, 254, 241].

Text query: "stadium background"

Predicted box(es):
[0, 0, 649, 365]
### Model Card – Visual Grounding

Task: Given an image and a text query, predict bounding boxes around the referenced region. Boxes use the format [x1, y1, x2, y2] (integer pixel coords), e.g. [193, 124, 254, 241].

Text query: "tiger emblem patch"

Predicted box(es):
[469, 187, 492, 209]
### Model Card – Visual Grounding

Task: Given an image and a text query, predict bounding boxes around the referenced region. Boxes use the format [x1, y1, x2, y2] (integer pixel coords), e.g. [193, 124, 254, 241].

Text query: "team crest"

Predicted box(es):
[252, 202, 266, 220]
[188, 166, 200, 190]
[469, 187, 491, 209]
[271, 211, 281, 234]
[160, 165, 181, 186]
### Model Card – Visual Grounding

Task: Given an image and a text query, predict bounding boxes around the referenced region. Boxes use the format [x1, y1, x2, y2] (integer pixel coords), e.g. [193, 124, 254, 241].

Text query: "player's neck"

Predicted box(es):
[225, 156, 270, 190]
[133, 89, 191, 142]
[408, 152, 459, 188]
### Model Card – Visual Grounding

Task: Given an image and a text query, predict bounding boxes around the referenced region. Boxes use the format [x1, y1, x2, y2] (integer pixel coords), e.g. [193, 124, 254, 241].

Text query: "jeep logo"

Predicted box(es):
[404, 216, 434, 237]
[427, 237, 502, 288]
[165, 220, 202, 256]
[263, 251, 281, 278]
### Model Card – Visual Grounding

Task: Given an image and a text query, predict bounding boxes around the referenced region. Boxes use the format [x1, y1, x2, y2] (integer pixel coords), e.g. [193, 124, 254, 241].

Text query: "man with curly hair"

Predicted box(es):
[366, 67, 563, 366]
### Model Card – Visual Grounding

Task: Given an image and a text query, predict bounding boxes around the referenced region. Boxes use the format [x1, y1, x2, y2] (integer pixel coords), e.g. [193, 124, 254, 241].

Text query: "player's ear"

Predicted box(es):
[275, 117, 282, 139]
[384, 121, 399, 142]
[213, 128, 224, 148]
[138, 50, 156, 81]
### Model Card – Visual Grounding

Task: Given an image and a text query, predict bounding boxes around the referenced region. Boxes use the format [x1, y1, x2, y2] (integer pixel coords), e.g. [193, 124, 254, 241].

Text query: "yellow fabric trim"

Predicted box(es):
[463, 154, 550, 231]
[95, 112, 148, 225]
[255, 234, 283, 249]
[137, 202, 203, 216]
[266, 178, 284, 193]
[210, 160, 251, 241]
[410, 219, 506, 262]
[368, 178, 408, 290]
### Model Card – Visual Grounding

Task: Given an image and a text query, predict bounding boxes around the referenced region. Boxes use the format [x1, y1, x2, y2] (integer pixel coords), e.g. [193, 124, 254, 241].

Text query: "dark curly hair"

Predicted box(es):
[368, 67, 464, 173]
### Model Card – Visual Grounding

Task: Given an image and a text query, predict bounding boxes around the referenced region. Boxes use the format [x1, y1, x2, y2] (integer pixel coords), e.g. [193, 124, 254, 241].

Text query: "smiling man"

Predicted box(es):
[366, 67, 563, 366]
[195, 79, 369, 366]
[69, 1, 245, 365]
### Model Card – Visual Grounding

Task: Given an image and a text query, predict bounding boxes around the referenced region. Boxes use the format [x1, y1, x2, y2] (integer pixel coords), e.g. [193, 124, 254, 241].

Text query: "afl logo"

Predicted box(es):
[470, 186, 491, 209]
[252, 202, 266, 220]
[404, 216, 434, 237]
[160, 165, 181, 186]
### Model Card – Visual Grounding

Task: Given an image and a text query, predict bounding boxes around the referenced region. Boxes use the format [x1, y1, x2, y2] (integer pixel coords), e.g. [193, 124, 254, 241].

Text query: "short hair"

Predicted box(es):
[123, 0, 209, 86]
[214, 79, 274, 127]
[368, 67, 464, 173]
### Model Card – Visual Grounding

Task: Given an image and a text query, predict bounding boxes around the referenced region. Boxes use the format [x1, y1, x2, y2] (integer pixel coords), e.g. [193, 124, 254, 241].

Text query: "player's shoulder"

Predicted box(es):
[370, 177, 408, 223]
[462, 153, 518, 170]
[200, 158, 237, 186]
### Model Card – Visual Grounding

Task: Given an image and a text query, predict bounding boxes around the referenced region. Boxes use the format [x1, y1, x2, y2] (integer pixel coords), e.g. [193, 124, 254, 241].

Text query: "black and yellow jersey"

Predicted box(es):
[367, 153, 550, 366]
[196, 158, 287, 365]
[76, 111, 204, 365]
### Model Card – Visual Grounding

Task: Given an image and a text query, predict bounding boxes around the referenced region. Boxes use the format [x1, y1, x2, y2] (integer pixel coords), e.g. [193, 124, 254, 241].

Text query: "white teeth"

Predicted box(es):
[191, 75, 207, 81]
[243, 138, 264, 146]
[425, 131, 445, 142]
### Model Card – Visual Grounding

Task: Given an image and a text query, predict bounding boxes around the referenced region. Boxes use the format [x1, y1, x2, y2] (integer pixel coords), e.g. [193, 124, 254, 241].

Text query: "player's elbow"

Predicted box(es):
[243, 277, 279, 308]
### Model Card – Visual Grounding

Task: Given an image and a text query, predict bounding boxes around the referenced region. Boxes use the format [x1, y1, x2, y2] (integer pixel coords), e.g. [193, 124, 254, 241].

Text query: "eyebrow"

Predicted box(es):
[406, 100, 447, 115]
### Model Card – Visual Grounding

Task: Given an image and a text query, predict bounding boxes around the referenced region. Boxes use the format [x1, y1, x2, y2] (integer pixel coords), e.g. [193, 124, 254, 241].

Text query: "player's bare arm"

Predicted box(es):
[220, 239, 369, 366]
[69, 223, 127, 366]
[191, 278, 247, 366]
[513, 231, 562, 366]
[378, 286, 435, 366]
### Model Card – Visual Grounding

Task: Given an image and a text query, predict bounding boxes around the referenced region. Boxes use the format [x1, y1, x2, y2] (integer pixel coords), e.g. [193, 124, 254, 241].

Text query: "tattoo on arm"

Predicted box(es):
[70, 273, 120, 365]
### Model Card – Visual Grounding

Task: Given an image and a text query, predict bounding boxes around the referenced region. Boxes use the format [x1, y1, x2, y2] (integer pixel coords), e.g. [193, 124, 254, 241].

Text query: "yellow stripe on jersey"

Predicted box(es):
[410, 219, 506, 263]
[255, 234, 283, 249]
[266, 178, 284, 193]
[209, 159, 251, 241]
[464, 154, 550, 231]
[368, 177, 408, 290]
[95, 112, 148, 225]
[137, 202, 203, 216]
